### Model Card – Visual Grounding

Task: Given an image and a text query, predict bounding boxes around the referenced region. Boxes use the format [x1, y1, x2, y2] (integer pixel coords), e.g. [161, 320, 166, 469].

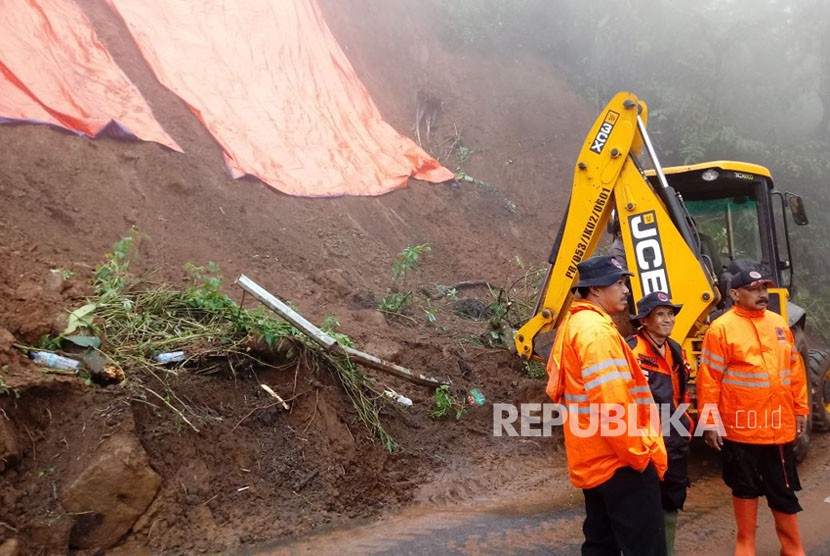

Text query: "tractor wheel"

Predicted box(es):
[794, 408, 811, 463]
[809, 350, 830, 432]
[793, 329, 811, 462]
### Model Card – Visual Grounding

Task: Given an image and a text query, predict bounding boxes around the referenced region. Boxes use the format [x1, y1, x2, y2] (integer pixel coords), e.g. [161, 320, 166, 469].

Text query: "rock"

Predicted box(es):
[0, 328, 15, 355]
[349, 309, 386, 328]
[363, 339, 404, 362]
[313, 268, 353, 296]
[44, 270, 64, 292]
[50, 313, 69, 337]
[0, 538, 19, 556]
[13, 282, 41, 302]
[61, 434, 161, 549]
[0, 417, 20, 472]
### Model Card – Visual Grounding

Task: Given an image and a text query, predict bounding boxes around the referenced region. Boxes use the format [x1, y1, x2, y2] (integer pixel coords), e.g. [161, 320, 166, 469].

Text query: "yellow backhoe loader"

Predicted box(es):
[515, 91, 830, 459]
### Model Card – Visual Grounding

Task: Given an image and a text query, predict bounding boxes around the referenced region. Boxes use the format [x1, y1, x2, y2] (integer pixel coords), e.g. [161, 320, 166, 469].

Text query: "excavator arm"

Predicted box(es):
[515, 92, 720, 361]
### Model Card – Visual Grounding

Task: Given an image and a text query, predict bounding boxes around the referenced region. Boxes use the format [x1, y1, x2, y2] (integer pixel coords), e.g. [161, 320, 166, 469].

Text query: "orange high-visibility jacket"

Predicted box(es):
[549, 300, 667, 489]
[697, 305, 809, 444]
[629, 332, 694, 456]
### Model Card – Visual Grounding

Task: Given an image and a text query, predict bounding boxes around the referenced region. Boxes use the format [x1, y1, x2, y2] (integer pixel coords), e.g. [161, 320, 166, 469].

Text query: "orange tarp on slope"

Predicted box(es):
[0, 0, 181, 152]
[107, 0, 454, 197]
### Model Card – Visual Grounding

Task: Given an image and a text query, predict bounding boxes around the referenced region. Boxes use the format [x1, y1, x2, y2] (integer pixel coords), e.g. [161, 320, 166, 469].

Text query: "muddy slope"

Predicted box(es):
[0, 1, 595, 554]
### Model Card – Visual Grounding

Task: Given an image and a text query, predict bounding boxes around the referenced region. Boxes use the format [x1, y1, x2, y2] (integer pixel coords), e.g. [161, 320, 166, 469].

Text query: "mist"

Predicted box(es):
[435, 0, 830, 339]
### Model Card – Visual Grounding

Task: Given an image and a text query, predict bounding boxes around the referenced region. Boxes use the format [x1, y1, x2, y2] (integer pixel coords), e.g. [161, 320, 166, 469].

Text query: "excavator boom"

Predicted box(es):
[515, 92, 719, 361]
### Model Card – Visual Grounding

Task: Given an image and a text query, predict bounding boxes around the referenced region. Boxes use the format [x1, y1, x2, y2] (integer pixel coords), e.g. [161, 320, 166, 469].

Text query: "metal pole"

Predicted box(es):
[636, 114, 671, 191]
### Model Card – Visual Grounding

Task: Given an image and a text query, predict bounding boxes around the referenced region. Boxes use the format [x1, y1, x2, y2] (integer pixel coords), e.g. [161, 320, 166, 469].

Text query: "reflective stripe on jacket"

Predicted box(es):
[550, 300, 667, 489]
[628, 332, 693, 457]
[697, 305, 809, 444]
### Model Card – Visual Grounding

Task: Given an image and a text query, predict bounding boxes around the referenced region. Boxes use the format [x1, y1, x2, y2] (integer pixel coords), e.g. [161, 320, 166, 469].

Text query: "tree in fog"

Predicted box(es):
[437, 0, 830, 339]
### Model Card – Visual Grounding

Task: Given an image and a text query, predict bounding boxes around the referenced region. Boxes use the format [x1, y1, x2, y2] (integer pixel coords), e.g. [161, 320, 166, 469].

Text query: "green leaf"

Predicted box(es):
[63, 303, 98, 336]
[63, 335, 102, 349]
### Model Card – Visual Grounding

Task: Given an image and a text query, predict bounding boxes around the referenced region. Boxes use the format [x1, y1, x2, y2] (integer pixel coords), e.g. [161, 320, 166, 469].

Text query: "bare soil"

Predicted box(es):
[0, 1, 595, 554]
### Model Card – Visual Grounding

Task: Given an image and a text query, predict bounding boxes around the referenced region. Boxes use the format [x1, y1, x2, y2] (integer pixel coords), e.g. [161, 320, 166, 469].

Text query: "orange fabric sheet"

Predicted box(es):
[107, 0, 454, 197]
[0, 0, 181, 152]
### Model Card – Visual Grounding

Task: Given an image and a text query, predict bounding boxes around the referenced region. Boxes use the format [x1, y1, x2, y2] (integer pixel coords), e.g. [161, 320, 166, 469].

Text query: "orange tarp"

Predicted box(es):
[0, 0, 181, 152]
[108, 0, 454, 197]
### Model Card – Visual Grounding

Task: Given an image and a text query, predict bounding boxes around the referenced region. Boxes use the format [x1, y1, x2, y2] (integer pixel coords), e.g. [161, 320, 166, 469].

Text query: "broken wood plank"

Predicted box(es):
[235, 274, 447, 387]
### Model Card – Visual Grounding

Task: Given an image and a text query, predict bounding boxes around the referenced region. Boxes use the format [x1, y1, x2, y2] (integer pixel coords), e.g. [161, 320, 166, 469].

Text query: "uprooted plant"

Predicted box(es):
[378, 243, 431, 315]
[480, 257, 546, 348]
[36, 228, 399, 450]
[430, 384, 466, 421]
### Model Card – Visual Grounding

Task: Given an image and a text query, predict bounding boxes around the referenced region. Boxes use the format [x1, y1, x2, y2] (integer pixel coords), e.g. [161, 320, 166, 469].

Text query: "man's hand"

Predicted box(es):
[703, 429, 723, 451]
[796, 415, 807, 438]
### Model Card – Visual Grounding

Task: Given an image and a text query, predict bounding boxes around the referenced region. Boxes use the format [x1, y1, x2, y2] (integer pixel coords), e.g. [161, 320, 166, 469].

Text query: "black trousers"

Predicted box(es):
[581, 464, 667, 556]
[661, 454, 689, 511]
[722, 439, 802, 514]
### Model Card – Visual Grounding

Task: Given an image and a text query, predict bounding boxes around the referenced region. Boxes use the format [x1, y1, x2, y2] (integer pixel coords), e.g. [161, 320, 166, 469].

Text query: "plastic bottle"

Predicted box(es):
[467, 388, 486, 406]
[29, 351, 81, 371]
[153, 351, 187, 364]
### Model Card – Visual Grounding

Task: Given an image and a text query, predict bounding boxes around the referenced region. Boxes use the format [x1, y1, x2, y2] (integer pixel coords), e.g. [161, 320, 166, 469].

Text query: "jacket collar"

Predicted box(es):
[733, 305, 766, 319]
[638, 328, 667, 351]
[571, 299, 613, 321]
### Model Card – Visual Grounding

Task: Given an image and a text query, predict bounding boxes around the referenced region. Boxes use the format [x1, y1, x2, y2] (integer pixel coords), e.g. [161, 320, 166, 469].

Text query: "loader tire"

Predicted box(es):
[793, 329, 810, 462]
[809, 350, 830, 433]
[794, 409, 811, 463]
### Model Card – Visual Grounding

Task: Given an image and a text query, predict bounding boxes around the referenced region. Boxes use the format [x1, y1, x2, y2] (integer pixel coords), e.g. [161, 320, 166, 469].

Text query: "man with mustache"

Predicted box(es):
[547, 255, 667, 555]
[698, 266, 809, 556]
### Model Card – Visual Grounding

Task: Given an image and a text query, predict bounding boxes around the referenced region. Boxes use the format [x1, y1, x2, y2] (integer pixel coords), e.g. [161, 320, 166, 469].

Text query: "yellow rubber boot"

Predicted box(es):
[771, 510, 805, 556]
[732, 497, 758, 556]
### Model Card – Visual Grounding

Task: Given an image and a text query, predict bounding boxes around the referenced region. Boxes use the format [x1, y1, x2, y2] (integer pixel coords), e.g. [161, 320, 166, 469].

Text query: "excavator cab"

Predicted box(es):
[646, 162, 809, 321]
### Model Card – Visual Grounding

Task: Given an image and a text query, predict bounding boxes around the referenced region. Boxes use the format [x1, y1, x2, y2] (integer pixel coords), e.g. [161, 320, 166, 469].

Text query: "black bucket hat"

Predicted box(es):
[574, 255, 633, 288]
[633, 291, 682, 320]
[729, 269, 775, 290]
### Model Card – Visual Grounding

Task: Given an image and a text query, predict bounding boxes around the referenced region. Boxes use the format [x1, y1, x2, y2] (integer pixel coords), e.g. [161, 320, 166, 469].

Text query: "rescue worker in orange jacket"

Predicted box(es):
[698, 266, 809, 556]
[547, 255, 668, 556]
[627, 291, 693, 556]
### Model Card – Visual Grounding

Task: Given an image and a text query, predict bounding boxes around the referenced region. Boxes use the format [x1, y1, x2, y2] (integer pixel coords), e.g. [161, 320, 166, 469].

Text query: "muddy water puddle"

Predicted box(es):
[243, 436, 830, 556]
[243, 492, 584, 556]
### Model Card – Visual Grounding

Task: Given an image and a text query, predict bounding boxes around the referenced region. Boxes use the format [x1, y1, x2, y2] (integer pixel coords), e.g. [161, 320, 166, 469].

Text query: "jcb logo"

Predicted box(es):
[590, 111, 619, 154]
[629, 211, 671, 296]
